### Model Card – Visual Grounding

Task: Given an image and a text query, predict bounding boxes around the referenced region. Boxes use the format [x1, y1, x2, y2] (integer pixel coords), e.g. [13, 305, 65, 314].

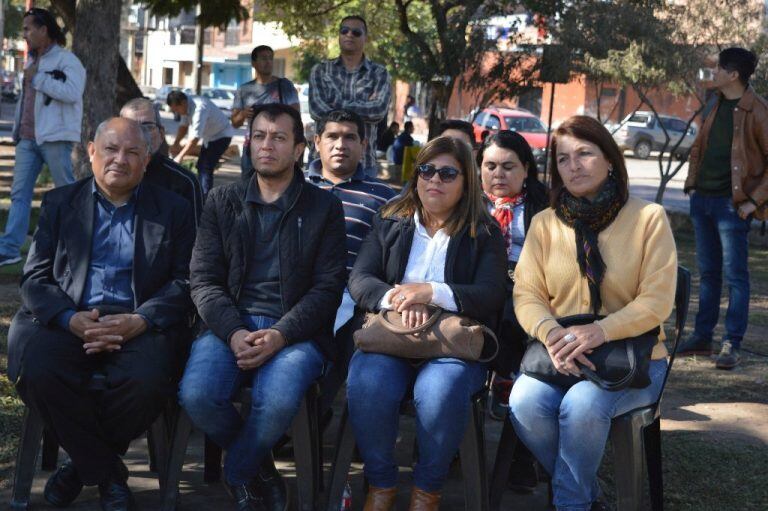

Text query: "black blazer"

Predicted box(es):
[8, 178, 195, 381]
[348, 213, 508, 339]
[189, 170, 348, 360]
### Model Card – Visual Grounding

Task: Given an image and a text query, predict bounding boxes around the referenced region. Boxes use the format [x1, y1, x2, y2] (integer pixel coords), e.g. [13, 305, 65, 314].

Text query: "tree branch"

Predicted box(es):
[394, 0, 439, 76]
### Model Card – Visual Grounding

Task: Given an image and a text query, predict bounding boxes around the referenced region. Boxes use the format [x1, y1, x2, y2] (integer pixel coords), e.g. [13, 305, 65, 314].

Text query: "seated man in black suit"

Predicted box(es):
[8, 117, 195, 511]
[120, 97, 203, 225]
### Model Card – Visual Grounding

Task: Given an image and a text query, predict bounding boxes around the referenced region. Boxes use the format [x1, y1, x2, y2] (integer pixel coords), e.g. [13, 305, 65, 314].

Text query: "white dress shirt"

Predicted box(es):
[379, 212, 458, 311]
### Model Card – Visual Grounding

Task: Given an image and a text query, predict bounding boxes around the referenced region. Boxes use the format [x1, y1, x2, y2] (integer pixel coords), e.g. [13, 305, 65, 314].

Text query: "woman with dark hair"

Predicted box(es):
[477, 130, 548, 491]
[347, 136, 507, 510]
[508, 116, 677, 511]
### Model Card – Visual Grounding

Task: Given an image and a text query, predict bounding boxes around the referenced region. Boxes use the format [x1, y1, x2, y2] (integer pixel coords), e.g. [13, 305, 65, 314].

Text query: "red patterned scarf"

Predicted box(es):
[487, 192, 526, 252]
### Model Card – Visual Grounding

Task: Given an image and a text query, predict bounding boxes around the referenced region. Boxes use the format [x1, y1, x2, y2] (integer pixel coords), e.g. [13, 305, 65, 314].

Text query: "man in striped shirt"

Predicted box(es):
[307, 109, 395, 415]
[309, 15, 391, 177]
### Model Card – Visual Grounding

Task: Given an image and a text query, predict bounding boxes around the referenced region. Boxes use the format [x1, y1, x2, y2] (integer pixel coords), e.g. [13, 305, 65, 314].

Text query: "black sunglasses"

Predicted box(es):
[416, 164, 462, 183]
[339, 26, 364, 37]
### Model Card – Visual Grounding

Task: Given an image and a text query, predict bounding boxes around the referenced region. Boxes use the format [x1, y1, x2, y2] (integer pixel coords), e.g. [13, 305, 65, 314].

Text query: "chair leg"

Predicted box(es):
[489, 417, 519, 511]
[610, 414, 645, 511]
[459, 392, 488, 511]
[149, 410, 170, 492]
[292, 384, 320, 511]
[644, 418, 664, 511]
[203, 435, 222, 483]
[11, 408, 45, 510]
[161, 408, 194, 511]
[40, 429, 59, 471]
[324, 404, 356, 511]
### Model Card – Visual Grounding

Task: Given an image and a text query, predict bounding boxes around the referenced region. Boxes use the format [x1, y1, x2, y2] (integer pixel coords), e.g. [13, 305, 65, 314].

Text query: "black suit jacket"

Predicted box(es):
[8, 178, 195, 381]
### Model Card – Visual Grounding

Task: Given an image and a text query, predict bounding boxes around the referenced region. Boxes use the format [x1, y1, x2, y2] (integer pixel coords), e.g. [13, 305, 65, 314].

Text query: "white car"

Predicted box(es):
[201, 88, 235, 116]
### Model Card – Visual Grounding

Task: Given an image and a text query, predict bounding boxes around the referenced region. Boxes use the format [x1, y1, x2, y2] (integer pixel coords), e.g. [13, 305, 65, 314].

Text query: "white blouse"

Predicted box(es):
[379, 212, 458, 311]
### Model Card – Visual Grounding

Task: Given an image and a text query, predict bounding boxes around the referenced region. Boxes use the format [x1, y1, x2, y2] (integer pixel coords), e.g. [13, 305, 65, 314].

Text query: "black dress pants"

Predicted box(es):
[15, 315, 175, 485]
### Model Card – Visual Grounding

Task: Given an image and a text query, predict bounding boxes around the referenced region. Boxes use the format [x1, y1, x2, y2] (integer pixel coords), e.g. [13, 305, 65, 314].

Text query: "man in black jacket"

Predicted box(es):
[120, 97, 203, 225]
[179, 103, 347, 511]
[9, 117, 195, 511]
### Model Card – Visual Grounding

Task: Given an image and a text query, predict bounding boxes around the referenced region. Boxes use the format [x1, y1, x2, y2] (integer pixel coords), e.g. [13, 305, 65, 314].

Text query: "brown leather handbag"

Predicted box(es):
[353, 306, 499, 362]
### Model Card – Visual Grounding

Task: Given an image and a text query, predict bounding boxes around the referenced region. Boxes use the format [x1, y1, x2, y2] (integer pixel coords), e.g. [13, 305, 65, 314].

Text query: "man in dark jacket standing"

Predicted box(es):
[179, 103, 347, 511]
[679, 48, 768, 369]
[9, 118, 195, 510]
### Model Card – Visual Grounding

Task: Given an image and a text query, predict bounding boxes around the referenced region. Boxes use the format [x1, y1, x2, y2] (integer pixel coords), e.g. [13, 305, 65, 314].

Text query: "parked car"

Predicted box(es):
[1, 70, 19, 101]
[139, 85, 157, 100]
[471, 107, 549, 168]
[613, 111, 698, 160]
[201, 87, 235, 116]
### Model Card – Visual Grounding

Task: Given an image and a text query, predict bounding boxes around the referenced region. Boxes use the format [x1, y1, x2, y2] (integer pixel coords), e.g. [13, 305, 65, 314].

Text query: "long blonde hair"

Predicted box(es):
[381, 136, 491, 237]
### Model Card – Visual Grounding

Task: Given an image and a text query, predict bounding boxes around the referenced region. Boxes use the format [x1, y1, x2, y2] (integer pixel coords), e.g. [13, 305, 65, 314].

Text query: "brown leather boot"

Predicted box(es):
[408, 487, 441, 510]
[363, 486, 397, 511]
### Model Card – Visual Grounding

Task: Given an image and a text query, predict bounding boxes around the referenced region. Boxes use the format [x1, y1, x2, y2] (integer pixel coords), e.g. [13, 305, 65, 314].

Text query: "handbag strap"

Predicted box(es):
[477, 326, 500, 363]
[378, 306, 442, 335]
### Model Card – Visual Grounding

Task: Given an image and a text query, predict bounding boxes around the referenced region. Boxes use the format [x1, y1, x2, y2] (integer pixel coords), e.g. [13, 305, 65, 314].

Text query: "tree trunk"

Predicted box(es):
[426, 79, 454, 139]
[71, 0, 121, 178]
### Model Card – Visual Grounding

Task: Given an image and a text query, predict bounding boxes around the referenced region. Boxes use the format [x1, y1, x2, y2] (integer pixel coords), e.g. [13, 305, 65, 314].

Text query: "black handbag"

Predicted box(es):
[520, 314, 659, 391]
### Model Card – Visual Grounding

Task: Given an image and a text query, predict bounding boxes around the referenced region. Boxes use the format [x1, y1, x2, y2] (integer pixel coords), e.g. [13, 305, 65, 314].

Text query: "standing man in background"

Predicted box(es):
[0, 8, 85, 267]
[309, 15, 391, 177]
[232, 45, 300, 180]
[680, 47, 768, 369]
[167, 90, 234, 198]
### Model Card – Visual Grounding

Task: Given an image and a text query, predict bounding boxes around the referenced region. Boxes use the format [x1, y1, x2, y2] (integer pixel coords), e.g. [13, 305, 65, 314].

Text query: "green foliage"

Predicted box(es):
[143, 0, 249, 29]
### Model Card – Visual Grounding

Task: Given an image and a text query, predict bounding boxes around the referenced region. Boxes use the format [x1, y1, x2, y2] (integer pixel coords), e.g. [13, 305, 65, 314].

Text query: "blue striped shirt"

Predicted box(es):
[307, 159, 396, 271]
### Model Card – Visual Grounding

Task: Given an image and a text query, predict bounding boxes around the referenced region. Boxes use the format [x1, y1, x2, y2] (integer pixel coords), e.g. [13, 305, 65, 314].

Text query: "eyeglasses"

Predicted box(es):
[140, 121, 160, 131]
[416, 164, 462, 183]
[339, 26, 364, 37]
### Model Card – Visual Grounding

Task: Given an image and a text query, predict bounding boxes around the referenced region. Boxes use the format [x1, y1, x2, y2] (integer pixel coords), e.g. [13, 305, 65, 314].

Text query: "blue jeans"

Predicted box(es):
[346, 351, 487, 492]
[196, 136, 232, 198]
[0, 139, 74, 258]
[689, 193, 751, 347]
[509, 359, 667, 511]
[178, 315, 326, 485]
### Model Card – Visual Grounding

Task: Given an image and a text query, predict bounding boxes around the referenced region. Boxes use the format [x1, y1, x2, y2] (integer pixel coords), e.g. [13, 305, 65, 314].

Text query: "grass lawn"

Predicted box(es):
[0, 223, 766, 509]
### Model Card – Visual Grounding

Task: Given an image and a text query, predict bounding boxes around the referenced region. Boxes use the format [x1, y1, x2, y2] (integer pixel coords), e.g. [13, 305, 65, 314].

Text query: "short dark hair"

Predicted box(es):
[317, 110, 366, 140]
[250, 103, 305, 146]
[437, 120, 474, 144]
[24, 8, 66, 46]
[549, 116, 629, 207]
[477, 130, 540, 184]
[340, 15, 367, 33]
[404, 121, 414, 131]
[166, 90, 188, 107]
[719, 47, 758, 86]
[251, 45, 274, 61]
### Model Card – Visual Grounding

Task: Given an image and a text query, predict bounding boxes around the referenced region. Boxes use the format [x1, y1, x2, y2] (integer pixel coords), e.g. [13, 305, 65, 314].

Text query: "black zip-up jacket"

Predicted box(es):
[190, 169, 348, 360]
[348, 212, 508, 354]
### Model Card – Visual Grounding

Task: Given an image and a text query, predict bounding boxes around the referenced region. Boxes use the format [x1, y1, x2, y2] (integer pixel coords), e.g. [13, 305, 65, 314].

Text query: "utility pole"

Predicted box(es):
[193, 4, 203, 95]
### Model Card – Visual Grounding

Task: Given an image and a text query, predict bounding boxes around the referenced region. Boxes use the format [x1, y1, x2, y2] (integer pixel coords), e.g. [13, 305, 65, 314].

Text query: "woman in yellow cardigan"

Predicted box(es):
[508, 116, 677, 511]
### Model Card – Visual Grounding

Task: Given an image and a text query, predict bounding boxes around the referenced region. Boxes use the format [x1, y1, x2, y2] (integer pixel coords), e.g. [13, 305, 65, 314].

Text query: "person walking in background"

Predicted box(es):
[0, 8, 85, 267]
[679, 47, 768, 369]
[167, 90, 234, 198]
[231, 45, 299, 180]
[309, 15, 391, 177]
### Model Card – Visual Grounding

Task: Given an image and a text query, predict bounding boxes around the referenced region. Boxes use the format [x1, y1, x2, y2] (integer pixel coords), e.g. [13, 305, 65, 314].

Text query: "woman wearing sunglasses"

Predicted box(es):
[509, 116, 677, 511]
[347, 136, 507, 510]
[477, 130, 548, 490]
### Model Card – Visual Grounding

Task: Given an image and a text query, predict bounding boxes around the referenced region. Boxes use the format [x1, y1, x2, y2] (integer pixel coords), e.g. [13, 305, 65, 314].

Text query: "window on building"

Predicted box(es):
[180, 27, 195, 45]
[225, 20, 238, 46]
[204, 28, 212, 45]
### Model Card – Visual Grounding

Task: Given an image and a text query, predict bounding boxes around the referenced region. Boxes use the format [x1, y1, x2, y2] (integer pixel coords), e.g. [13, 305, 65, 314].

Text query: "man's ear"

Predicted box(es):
[87, 141, 96, 162]
[294, 142, 306, 163]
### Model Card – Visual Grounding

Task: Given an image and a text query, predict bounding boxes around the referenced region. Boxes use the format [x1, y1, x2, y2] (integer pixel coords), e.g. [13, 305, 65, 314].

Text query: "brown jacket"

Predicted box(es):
[685, 86, 768, 220]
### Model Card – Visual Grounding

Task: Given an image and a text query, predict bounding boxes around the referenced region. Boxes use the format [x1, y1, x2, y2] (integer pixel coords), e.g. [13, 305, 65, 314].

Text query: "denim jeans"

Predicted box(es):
[196, 136, 232, 198]
[346, 351, 487, 492]
[509, 359, 667, 511]
[178, 315, 326, 485]
[0, 139, 74, 258]
[689, 193, 751, 348]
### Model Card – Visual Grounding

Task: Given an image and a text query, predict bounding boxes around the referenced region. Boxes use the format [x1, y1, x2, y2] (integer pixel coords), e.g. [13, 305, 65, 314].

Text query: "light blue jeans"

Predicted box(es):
[178, 315, 326, 485]
[0, 139, 74, 258]
[509, 359, 667, 511]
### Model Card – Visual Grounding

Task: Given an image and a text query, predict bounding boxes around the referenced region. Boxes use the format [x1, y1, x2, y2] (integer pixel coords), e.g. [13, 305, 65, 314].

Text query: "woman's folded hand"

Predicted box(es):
[400, 303, 431, 329]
